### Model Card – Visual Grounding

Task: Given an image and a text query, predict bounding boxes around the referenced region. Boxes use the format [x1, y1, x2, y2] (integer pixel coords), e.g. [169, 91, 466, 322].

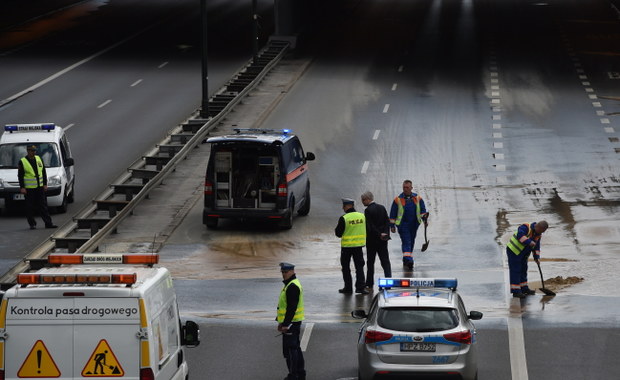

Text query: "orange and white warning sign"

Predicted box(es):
[17, 340, 61, 378]
[81, 339, 124, 377]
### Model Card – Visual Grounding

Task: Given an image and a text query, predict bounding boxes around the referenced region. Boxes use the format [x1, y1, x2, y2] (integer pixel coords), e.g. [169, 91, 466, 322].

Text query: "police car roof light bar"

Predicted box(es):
[377, 277, 458, 290]
[48, 253, 159, 266]
[4, 123, 56, 133]
[17, 273, 137, 286]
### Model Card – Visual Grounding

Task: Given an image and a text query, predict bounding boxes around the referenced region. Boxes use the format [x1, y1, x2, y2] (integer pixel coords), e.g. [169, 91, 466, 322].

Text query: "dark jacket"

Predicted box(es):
[364, 201, 390, 243]
[281, 274, 301, 326]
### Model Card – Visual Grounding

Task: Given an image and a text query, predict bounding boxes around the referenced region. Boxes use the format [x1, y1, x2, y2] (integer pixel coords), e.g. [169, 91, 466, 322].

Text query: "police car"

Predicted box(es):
[203, 128, 315, 229]
[351, 278, 483, 380]
[0, 253, 200, 380]
[0, 124, 75, 213]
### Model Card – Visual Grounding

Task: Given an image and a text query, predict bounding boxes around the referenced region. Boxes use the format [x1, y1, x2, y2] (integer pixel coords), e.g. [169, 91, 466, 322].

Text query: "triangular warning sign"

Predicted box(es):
[17, 340, 61, 378]
[81, 339, 125, 377]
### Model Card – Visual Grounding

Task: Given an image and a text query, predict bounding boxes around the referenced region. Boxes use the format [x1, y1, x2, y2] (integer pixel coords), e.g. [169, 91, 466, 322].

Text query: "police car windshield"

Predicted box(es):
[0, 143, 61, 168]
[378, 307, 459, 332]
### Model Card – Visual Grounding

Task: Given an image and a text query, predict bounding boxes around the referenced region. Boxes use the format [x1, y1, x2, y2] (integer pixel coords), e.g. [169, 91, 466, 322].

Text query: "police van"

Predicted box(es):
[0, 123, 75, 214]
[0, 253, 200, 380]
[203, 128, 315, 229]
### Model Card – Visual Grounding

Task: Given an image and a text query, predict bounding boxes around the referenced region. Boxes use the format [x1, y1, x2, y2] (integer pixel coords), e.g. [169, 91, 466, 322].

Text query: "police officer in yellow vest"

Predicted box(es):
[18, 145, 57, 230]
[506, 221, 548, 298]
[276, 262, 306, 380]
[334, 198, 369, 295]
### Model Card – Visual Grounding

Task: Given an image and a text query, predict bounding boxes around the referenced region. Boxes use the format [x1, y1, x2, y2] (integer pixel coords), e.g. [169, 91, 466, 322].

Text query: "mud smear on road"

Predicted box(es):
[209, 240, 297, 258]
[529, 276, 584, 293]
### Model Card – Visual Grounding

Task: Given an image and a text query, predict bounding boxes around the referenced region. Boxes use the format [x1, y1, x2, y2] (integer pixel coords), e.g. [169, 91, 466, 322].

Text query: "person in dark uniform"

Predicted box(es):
[276, 262, 306, 380]
[361, 191, 392, 290]
[335, 198, 369, 295]
[18, 145, 57, 229]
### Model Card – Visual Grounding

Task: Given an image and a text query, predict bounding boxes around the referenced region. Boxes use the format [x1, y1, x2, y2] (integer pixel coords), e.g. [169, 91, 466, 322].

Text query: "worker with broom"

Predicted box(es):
[506, 220, 549, 298]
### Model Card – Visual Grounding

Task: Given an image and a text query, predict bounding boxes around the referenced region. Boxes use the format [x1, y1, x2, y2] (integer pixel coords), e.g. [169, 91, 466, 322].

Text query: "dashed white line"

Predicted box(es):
[372, 130, 381, 140]
[131, 79, 143, 87]
[158, 62, 169, 69]
[493, 114, 502, 120]
[605, 127, 615, 133]
[493, 123, 502, 129]
[600, 118, 610, 124]
[392, 83, 398, 91]
[382, 104, 390, 113]
[593, 102, 602, 107]
[494, 142, 504, 149]
[397, 65, 404, 72]
[97, 99, 112, 108]
[361, 161, 370, 174]
[596, 110, 606, 116]
[300, 322, 314, 352]
[588, 94, 598, 99]
[493, 132, 503, 138]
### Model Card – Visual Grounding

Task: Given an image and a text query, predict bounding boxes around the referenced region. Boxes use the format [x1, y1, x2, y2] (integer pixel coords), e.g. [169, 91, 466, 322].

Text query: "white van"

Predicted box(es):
[0, 253, 200, 380]
[0, 123, 75, 214]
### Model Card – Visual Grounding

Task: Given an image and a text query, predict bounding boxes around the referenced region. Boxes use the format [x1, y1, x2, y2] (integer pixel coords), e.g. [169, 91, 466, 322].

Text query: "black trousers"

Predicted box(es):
[366, 240, 392, 287]
[24, 187, 52, 227]
[282, 322, 306, 380]
[340, 246, 365, 291]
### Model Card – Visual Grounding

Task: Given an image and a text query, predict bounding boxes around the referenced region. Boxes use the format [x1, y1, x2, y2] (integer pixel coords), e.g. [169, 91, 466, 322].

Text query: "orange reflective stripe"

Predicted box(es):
[286, 163, 308, 182]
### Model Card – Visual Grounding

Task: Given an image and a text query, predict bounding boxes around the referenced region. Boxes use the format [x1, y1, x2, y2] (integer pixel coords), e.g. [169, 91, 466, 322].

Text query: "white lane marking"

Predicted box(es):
[493, 114, 502, 120]
[494, 142, 504, 148]
[64, 123, 75, 131]
[158, 61, 169, 69]
[131, 79, 143, 87]
[495, 164, 506, 171]
[97, 99, 112, 108]
[582, 81, 590, 86]
[493, 132, 503, 138]
[493, 123, 502, 129]
[492, 85, 500, 90]
[589, 94, 598, 99]
[579, 75, 588, 79]
[597, 110, 606, 116]
[494, 153, 505, 159]
[391, 83, 398, 91]
[361, 161, 370, 174]
[600, 118, 610, 124]
[383, 104, 390, 113]
[1, 26, 156, 107]
[492, 91, 500, 97]
[592, 102, 602, 107]
[492, 98, 501, 104]
[300, 322, 314, 352]
[585, 88, 594, 93]
[398, 65, 404, 72]
[508, 315, 529, 380]
[605, 127, 615, 133]
[372, 130, 381, 140]
[491, 78, 499, 84]
[490, 72, 499, 77]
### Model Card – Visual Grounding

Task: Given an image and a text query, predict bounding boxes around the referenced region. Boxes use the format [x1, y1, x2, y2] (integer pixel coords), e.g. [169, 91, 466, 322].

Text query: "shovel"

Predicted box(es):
[536, 261, 556, 296]
[421, 222, 429, 252]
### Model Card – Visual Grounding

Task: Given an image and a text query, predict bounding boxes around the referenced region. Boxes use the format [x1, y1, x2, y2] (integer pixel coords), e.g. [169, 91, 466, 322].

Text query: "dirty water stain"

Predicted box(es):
[210, 241, 297, 257]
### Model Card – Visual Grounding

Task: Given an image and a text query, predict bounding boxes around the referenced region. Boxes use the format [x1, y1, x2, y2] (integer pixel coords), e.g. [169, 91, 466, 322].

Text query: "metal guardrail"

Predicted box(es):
[0, 40, 290, 285]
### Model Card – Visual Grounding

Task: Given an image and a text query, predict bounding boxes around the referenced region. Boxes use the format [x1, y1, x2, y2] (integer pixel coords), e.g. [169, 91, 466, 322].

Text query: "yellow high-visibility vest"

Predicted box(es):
[341, 212, 366, 247]
[21, 156, 44, 188]
[277, 279, 304, 323]
[393, 195, 422, 226]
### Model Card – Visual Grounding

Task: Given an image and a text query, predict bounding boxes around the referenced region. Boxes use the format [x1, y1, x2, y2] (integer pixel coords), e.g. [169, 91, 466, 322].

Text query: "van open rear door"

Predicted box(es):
[4, 298, 141, 380]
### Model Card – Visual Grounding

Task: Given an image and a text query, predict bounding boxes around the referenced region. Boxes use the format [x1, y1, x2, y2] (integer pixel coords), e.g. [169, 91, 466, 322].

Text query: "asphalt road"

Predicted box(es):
[1, 0, 620, 379]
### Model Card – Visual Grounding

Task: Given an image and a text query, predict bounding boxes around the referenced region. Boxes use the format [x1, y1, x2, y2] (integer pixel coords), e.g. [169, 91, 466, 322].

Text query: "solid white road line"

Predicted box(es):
[373, 130, 381, 140]
[508, 315, 529, 380]
[131, 79, 143, 87]
[64, 123, 75, 131]
[300, 322, 314, 352]
[361, 161, 370, 174]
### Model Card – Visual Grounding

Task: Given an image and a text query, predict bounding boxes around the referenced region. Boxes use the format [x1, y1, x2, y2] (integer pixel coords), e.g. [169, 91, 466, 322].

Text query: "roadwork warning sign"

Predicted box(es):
[17, 340, 61, 378]
[81, 339, 124, 377]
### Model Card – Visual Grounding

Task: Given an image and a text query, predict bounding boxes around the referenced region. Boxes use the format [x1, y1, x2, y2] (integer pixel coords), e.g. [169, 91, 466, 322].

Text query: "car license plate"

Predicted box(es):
[400, 342, 436, 352]
[12, 194, 25, 201]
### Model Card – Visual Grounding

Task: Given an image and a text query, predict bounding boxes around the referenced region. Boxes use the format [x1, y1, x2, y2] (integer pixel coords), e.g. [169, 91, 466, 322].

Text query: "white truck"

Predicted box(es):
[0, 123, 75, 214]
[0, 253, 200, 380]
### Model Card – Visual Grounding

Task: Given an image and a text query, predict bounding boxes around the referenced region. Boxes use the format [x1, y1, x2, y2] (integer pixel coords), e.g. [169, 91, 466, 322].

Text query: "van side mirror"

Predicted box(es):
[65, 157, 74, 167]
[305, 152, 315, 161]
[468, 311, 483, 320]
[351, 309, 367, 319]
[181, 320, 200, 347]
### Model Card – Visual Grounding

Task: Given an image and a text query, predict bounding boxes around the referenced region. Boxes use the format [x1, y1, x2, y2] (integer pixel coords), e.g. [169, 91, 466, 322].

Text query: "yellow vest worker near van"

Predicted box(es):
[276, 262, 306, 380]
[334, 198, 369, 295]
[18, 145, 57, 229]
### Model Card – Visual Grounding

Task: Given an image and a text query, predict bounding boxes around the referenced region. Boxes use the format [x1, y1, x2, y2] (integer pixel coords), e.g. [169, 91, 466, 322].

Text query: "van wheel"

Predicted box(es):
[56, 194, 68, 214]
[279, 201, 294, 230]
[297, 191, 310, 216]
[67, 183, 75, 203]
[205, 216, 218, 229]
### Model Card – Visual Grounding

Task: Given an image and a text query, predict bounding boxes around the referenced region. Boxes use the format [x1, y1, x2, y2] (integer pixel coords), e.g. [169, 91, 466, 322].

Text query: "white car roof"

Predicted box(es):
[1, 125, 64, 145]
[379, 288, 456, 308]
